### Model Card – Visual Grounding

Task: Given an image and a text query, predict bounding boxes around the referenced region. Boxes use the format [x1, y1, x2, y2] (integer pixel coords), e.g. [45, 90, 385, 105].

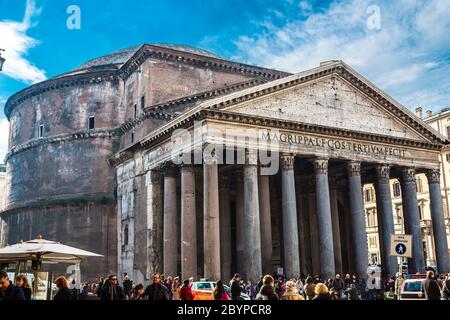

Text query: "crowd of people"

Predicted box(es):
[1, 269, 450, 301]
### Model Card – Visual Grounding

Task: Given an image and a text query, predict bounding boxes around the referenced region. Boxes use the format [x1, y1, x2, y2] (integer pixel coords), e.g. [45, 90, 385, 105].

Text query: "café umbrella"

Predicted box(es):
[0, 236, 102, 299]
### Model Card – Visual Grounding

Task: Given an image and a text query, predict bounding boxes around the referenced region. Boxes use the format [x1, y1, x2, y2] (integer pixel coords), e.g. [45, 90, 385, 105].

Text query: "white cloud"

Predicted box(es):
[0, 0, 46, 84]
[233, 0, 450, 112]
[0, 118, 9, 163]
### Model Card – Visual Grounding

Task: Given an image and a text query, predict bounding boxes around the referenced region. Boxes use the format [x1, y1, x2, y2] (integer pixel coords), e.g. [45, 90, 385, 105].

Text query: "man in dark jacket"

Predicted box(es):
[96, 277, 104, 299]
[229, 274, 242, 300]
[422, 271, 441, 300]
[123, 274, 133, 300]
[144, 273, 169, 300]
[331, 274, 345, 300]
[101, 275, 125, 300]
[0, 270, 25, 300]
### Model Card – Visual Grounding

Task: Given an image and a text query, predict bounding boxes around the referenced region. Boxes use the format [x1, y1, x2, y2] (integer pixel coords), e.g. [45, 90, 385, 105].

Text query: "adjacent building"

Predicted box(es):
[364, 108, 450, 267]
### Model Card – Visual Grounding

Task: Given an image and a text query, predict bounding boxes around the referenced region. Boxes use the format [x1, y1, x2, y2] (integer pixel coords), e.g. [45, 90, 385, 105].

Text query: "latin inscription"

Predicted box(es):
[262, 131, 407, 158]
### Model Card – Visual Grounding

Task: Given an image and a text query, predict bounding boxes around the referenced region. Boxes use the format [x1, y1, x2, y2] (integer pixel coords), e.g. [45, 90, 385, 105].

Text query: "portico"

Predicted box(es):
[111, 61, 450, 283]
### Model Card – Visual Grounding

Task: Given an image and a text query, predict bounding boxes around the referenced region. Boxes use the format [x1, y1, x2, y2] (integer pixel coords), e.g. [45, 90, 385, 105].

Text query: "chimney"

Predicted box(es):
[415, 107, 423, 119]
[426, 110, 433, 118]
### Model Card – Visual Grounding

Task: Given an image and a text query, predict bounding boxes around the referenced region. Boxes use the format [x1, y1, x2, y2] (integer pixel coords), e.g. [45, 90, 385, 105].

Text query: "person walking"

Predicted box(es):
[213, 280, 229, 300]
[304, 276, 316, 300]
[0, 270, 25, 300]
[255, 275, 279, 300]
[229, 274, 242, 300]
[422, 271, 441, 300]
[15, 274, 32, 300]
[172, 277, 181, 300]
[280, 281, 304, 300]
[366, 271, 377, 300]
[344, 283, 360, 300]
[96, 277, 104, 299]
[441, 273, 450, 300]
[101, 275, 125, 300]
[295, 278, 304, 296]
[344, 274, 352, 288]
[123, 274, 133, 300]
[331, 274, 345, 300]
[144, 273, 169, 300]
[312, 283, 332, 300]
[53, 276, 77, 300]
[131, 284, 145, 300]
[179, 279, 195, 300]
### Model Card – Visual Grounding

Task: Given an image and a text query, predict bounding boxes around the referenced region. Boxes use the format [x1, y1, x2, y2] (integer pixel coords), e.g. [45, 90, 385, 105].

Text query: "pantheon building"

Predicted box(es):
[1, 43, 449, 282]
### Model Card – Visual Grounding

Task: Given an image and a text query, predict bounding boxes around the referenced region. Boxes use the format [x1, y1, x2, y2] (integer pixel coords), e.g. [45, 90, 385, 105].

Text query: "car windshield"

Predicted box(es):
[404, 281, 423, 292]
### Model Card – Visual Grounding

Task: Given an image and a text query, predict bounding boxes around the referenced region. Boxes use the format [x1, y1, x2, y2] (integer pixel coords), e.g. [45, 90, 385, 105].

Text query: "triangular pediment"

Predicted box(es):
[196, 61, 446, 144]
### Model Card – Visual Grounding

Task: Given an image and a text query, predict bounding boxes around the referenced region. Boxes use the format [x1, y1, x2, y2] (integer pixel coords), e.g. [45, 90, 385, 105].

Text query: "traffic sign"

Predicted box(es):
[390, 234, 412, 258]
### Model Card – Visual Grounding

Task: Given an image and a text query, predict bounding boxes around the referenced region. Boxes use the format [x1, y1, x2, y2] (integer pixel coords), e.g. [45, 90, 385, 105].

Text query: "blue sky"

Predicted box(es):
[0, 0, 449, 160]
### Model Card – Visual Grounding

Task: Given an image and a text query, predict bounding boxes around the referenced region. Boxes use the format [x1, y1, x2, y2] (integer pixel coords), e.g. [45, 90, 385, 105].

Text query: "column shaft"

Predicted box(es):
[347, 161, 368, 279]
[313, 159, 335, 279]
[219, 175, 232, 281]
[374, 165, 397, 278]
[400, 168, 425, 273]
[427, 170, 450, 273]
[203, 161, 221, 280]
[235, 169, 245, 274]
[243, 155, 262, 282]
[163, 165, 178, 276]
[181, 165, 197, 280]
[259, 174, 273, 275]
[330, 181, 343, 274]
[281, 154, 300, 278]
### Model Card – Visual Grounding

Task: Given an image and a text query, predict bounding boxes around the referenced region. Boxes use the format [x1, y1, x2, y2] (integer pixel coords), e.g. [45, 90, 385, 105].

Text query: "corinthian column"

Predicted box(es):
[400, 167, 425, 273]
[313, 158, 335, 280]
[163, 163, 178, 277]
[203, 156, 221, 280]
[243, 150, 262, 282]
[347, 161, 368, 280]
[280, 153, 300, 278]
[426, 169, 450, 273]
[374, 165, 397, 278]
[219, 175, 232, 281]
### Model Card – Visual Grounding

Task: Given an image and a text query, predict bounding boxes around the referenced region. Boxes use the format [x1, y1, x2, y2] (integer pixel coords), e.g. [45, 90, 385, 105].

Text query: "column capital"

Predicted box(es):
[401, 167, 416, 182]
[347, 161, 361, 177]
[312, 158, 328, 175]
[245, 149, 258, 166]
[426, 169, 440, 183]
[161, 161, 178, 176]
[375, 164, 391, 179]
[280, 153, 295, 171]
[179, 163, 195, 171]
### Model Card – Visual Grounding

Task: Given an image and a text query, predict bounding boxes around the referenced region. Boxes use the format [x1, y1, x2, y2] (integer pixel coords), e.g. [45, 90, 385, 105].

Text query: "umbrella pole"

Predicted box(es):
[33, 271, 38, 299]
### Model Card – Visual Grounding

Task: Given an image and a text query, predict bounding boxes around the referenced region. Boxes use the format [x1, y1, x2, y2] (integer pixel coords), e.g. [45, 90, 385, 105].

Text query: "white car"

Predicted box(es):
[191, 281, 251, 300]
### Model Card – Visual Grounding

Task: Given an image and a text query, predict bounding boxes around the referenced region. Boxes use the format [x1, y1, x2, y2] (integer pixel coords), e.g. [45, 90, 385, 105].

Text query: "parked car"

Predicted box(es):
[399, 274, 426, 300]
[191, 281, 250, 300]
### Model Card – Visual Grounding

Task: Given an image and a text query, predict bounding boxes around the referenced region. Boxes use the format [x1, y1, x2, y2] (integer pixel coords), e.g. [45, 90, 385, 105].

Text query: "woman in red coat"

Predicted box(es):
[213, 280, 230, 300]
[179, 280, 195, 300]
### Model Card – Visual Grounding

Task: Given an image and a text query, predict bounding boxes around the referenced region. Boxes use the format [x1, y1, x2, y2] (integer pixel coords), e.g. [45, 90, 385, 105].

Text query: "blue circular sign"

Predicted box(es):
[395, 243, 406, 255]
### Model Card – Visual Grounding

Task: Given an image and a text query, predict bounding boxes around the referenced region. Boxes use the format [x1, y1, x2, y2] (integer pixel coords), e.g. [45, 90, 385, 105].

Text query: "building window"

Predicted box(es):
[88, 116, 95, 130]
[141, 95, 145, 109]
[418, 205, 423, 220]
[123, 224, 129, 246]
[393, 182, 401, 197]
[134, 104, 137, 119]
[416, 177, 422, 193]
[364, 189, 373, 203]
[131, 130, 135, 144]
[38, 124, 44, 138]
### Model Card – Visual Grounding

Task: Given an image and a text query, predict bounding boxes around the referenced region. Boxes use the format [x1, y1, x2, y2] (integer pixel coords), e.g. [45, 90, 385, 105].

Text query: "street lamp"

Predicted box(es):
[0, 49, 5, 71]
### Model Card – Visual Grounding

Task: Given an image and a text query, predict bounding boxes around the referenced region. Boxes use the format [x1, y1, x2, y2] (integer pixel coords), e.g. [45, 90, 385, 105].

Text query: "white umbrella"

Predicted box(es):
[0, 236, 103, 264]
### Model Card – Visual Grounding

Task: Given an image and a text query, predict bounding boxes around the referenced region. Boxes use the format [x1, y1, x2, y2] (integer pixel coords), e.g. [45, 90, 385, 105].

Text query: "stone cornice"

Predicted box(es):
[108, 108, 444, 167]
[4, 128, 120, 163]
[118, 78, 267, 135]
[119, 44, 290, 81]
[4, 70, 120, 120]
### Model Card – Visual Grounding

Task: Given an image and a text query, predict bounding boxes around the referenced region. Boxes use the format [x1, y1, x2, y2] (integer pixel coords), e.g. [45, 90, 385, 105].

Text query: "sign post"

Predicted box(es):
[390, 234, 412, 275]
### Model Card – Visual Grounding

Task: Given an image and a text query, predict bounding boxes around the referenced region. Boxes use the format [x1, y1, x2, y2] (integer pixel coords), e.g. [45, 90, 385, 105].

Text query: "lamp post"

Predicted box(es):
[0, 49, 5, 71]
